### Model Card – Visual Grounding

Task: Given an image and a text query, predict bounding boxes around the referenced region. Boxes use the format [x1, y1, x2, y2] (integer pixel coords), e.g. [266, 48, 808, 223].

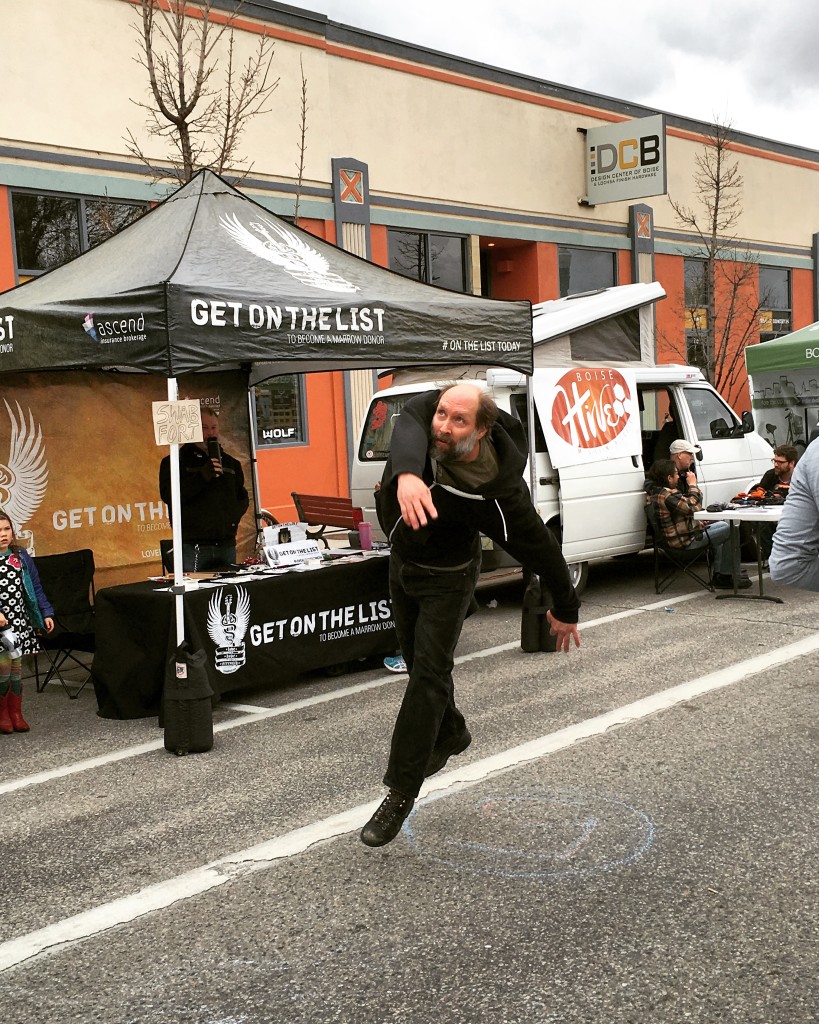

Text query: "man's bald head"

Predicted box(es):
[430, 384, 498, 464]
[439, 383, 499, 433]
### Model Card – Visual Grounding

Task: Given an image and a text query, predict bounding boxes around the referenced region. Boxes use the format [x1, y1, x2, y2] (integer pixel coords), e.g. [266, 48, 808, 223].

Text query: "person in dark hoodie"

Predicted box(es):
[360, 383, 581, 848]
[159, 408, 249, 572]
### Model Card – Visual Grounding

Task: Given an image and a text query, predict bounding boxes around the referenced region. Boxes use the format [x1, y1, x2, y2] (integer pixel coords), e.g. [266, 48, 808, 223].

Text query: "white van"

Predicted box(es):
[351, 285, 774, 593]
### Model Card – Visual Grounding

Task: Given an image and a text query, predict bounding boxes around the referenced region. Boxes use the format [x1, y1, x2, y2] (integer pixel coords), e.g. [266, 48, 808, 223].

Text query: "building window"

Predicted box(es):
[253, 376, 307, 448]
[759, 266, 791, 342]
[387, 230, 467, 291]
[557, 246, 616, 297]
[684, 258, 708, 370]
[11, 189, 148, 277]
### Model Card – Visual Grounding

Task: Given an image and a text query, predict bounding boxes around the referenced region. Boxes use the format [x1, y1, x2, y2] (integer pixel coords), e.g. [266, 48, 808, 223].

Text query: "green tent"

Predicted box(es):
[745, 321, 819, 374]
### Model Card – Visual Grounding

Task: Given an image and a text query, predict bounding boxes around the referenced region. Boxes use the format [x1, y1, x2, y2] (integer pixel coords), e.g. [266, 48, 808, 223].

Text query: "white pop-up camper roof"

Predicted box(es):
[531, 281, 665, 368]
[382, 281, 666, 384]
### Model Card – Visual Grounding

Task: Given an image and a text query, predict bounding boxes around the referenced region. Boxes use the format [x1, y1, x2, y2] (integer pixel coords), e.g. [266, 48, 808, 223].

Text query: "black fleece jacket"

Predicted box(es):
[159, 443, 249, 544]
[376, 390, 580, 624]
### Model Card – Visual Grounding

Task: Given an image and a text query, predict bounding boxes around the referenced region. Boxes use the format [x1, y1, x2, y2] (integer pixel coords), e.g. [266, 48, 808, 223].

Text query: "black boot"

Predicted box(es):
[360, 789, 414, 847]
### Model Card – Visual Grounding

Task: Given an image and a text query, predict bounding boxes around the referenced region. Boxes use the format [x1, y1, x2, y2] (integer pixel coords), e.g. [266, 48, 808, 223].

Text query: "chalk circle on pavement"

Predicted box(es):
[403, 789, 656, 880]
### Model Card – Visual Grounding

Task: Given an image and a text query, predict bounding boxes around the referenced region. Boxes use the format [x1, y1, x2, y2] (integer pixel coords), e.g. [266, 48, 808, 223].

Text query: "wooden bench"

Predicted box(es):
[291, 492, 364, 547]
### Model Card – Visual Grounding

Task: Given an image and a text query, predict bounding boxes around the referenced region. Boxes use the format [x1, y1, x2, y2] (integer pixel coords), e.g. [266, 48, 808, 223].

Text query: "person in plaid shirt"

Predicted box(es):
[645, 459, 751, 590]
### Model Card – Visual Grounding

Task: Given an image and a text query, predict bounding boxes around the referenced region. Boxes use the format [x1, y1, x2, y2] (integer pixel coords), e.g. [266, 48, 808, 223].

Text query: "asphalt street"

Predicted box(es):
[0, 551, 816, 1024]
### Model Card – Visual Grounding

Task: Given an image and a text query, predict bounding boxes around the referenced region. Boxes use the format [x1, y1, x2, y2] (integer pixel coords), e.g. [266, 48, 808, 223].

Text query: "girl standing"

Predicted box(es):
[0, 510, 54, 733]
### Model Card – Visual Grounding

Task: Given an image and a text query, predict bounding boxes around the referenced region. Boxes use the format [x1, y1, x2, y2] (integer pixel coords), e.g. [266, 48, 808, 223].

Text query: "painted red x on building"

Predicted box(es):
[339, 169, 364, 204]
[636, 212, 652, 238]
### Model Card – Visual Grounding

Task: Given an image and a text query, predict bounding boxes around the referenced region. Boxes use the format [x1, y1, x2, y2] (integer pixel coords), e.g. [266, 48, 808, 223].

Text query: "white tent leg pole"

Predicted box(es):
[168, 377, 186, 648]
[526, 376, 538, 506]
[247, 385, 263, 540]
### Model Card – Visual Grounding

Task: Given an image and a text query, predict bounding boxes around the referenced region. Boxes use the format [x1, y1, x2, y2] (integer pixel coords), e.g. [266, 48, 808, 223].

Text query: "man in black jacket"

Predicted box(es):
[159, 408, 249, 571]
[361, 383, 581, 847]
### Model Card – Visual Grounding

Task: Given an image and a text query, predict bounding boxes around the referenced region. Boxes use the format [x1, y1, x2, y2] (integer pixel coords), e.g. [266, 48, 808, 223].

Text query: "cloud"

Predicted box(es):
[308, 0, 819, 148]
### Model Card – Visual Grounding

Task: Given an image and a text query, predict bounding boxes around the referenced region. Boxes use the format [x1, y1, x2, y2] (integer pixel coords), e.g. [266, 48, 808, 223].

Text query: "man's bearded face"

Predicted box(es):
[429, 425, 480, 464]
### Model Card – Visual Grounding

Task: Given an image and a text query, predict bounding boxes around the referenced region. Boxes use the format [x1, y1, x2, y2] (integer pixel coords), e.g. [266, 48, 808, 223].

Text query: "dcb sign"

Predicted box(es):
[585, 114, 667, 205]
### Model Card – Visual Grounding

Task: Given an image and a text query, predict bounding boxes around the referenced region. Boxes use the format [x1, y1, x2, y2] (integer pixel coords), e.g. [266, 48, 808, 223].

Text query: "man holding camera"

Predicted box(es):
[159, 407, 249, 571]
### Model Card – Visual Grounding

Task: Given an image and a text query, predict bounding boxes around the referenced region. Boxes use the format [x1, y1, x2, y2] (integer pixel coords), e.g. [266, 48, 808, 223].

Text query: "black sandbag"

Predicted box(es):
[520, 572, 557, 653]
[163, 643, 214, 755]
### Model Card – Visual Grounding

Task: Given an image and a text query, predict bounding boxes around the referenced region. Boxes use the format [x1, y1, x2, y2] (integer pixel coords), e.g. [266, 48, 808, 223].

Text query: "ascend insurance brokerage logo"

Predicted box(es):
[82, 312, 147, 345]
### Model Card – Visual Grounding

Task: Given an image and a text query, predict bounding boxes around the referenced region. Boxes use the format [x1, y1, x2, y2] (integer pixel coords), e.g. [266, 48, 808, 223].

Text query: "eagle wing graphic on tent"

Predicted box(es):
[0, 400, 48, 530]
[207, 586, 251, 648]
[220, 213, 359, 294]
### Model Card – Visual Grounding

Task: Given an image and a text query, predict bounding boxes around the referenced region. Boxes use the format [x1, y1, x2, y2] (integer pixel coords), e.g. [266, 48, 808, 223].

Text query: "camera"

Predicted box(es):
[0, 624, 22, 659]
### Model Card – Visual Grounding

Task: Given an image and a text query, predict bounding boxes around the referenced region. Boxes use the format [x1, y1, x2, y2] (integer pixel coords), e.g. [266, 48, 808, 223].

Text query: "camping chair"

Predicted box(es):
[32, 549, 96, 699]
[645, 503, 713, 594]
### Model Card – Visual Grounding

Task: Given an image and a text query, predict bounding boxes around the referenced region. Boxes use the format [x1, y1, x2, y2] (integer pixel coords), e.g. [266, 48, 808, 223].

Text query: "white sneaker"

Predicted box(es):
[383, 655, 407, 673]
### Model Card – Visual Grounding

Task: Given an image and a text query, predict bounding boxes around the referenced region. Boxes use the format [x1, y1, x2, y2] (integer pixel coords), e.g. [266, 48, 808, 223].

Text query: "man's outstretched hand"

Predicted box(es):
[547, 611, 581, 653]
[397, 473, 439, 530]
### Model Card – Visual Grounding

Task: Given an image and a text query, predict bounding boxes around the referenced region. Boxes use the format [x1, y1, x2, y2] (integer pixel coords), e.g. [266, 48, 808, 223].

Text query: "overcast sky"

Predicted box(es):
[298, 0, 819, 151]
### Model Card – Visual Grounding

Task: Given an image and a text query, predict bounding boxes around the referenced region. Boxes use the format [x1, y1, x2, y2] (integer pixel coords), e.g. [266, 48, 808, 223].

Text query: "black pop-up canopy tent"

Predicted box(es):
[0, 168, 532, 377]
[0, 169, 533, 644]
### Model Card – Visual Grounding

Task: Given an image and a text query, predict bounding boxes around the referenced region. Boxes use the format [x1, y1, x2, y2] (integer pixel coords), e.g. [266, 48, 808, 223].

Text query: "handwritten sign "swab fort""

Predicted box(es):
[152, 400, 204, 446]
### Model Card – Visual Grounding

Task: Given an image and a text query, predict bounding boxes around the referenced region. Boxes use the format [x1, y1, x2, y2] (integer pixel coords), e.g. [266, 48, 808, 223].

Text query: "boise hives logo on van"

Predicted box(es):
[550, 368, 635, 449]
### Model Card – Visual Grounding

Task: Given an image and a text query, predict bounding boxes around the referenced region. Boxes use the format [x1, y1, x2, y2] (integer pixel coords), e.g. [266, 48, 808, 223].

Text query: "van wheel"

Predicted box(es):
[548, 520, 588, 596]
[567, 561, 589, 596]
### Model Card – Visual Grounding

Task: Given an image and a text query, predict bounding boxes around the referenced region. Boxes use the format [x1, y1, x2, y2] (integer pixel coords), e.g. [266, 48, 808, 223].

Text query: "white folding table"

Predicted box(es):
[693, 506, 784, 603]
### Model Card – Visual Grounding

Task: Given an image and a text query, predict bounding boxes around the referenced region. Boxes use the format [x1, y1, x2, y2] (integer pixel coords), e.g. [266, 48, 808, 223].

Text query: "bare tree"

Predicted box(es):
[293, 57, 308, 224]
[123, 0, 279, 183]
[668, 120, 765, 398]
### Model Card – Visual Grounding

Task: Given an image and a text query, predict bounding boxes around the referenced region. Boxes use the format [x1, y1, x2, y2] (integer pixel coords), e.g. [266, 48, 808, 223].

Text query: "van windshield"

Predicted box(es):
[358, 394, 411, 461]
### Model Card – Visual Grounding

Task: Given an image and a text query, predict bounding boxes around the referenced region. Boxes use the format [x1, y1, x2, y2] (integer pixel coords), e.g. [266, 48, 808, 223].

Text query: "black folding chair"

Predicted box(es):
[645, 502, 713, 594]
[32, 549, 96, 699]
[159, 539, 174, 574]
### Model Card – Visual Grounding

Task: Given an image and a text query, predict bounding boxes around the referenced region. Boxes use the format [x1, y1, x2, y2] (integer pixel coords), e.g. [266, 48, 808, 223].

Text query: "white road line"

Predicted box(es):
[0, 583, 765, 797]
[0, 626, 814, 974]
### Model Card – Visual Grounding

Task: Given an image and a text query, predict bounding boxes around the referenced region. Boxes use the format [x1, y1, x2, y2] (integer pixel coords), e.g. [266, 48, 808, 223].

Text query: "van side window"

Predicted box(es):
[509, 393, 547, 452]
[681, 387, 738, 440]
[358, 395, 410, 461]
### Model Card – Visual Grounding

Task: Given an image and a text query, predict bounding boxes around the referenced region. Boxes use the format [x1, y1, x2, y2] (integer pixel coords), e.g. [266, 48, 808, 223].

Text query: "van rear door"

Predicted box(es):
[531, 370, 647, 562]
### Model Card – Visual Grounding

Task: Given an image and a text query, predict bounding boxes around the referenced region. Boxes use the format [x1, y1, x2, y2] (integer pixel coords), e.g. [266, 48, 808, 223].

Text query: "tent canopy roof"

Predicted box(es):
[745, 321, 819, 375]
[0, 169, 532, 378]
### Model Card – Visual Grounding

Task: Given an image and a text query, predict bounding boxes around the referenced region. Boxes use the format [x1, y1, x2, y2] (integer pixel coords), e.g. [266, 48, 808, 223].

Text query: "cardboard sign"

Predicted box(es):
[152, 400, 203, 446]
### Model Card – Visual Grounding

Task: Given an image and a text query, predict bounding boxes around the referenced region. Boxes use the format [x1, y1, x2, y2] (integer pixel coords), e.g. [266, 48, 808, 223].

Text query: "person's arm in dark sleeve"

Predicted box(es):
[234, 460, 250, 519]
[22, 551, 55, 620]
[381, 391, 439, 487]
[381, 391, 442, 529]
[159, 456, 171, 510]
[478, 486, 581, 624]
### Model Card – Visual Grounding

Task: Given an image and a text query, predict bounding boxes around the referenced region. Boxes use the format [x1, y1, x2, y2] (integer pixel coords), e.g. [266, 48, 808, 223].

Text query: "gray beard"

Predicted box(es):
[429, 428, 479, 465]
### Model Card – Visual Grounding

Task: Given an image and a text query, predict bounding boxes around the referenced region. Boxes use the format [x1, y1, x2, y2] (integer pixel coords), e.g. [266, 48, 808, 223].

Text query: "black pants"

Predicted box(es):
[181, 541, 236, 572]
[384, 547, 482, 799]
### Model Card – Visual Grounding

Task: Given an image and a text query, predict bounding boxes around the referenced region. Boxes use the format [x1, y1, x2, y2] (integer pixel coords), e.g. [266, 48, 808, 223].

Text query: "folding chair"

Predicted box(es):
[159, 539, 174, 575]
[645, 503, 713, 594]
[32, 549, 96, 699]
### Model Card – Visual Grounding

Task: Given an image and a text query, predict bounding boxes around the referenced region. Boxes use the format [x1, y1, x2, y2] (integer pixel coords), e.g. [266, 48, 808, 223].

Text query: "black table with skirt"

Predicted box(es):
[91, 555, 396, 719]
